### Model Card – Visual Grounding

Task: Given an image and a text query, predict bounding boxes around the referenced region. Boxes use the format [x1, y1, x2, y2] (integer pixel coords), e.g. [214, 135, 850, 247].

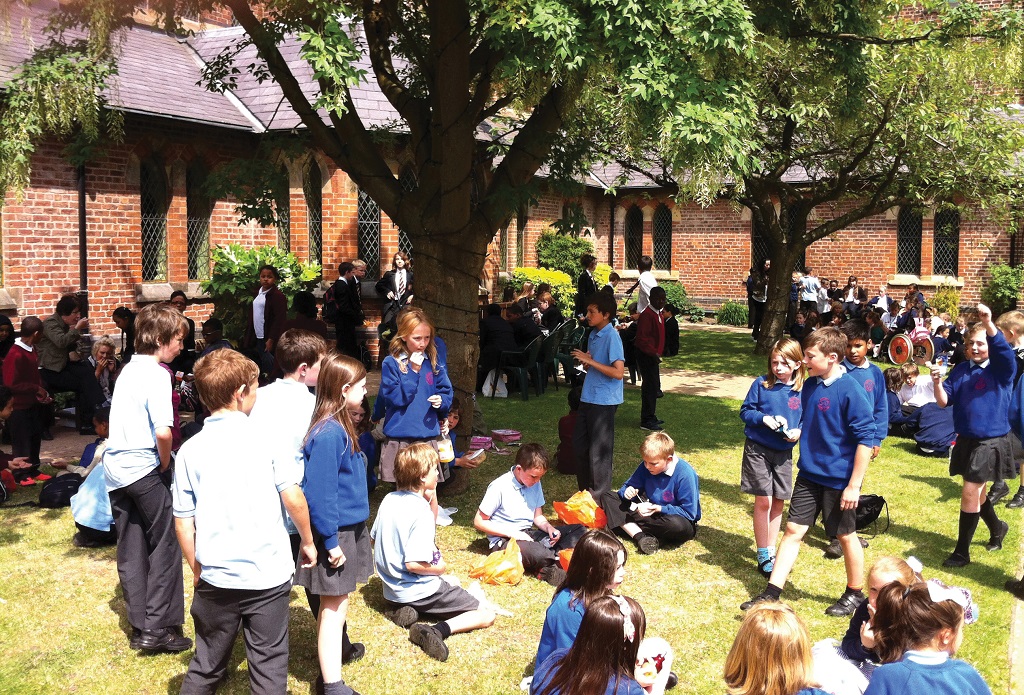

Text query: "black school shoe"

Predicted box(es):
[129, 628, 143, 650]
[942, 552, 970, 568]
[986, 520, 1009, 551]
[825, 591, 865, 617]
[740, 591, 777, 611]
[987, 480, 1010, 505]
[342, 642, 365, 665]
[634, 533, 660, 555]
[137, 626, 192, 652]
[384, 605, 419, 628]
[409, 624, 449, 662]
[1006, 577, 1024, 600]
[1007, 488, 1024, 509]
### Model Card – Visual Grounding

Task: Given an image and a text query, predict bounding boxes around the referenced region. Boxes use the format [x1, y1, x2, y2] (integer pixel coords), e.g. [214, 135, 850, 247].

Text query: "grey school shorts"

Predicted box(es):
[391, 579, 480, 620]
[740, 438, 795, 500]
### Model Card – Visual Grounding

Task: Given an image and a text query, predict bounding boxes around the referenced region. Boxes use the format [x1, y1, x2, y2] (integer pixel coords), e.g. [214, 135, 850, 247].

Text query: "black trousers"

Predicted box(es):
[604, 497, 697, 544]
[636, 353, 661, 426]
[751, 302, 766, 339]
[40, 363, 104, 423]
[336, 318, 360, 359]
[108, 468, 184, 631]
[181, 580, 291, 695]
[9, 406, 42, 464]
[574, 402, 618, 497]
[493, 525, 587, 573]
[75, 522, 117, 545]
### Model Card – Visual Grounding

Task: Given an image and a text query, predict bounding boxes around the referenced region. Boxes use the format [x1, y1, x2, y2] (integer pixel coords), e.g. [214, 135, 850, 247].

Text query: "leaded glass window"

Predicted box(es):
[274, 166, 290, 252]
[625, 205, 642, 269]
[896, 207, 922, 275]
[653, 204, 672, 270]
[140, 157, 168, 282]
[186, 161, 211, 281]
[357, 188, 381, 279]
[934, 209, 960, 276]
[304, 160, 323, 265]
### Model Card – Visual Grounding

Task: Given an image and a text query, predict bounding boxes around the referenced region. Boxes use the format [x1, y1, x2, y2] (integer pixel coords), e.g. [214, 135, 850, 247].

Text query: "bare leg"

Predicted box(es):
[767, 522, 809, 589]
[752, 495, 772, 548]
[838, 531, 865, 588]
[768, 498, 786, 543]
[621, 521, 643, 539]
[318, 594, 349, 684]
[439, 608, 496, 635]
[962, 481, 987, 513]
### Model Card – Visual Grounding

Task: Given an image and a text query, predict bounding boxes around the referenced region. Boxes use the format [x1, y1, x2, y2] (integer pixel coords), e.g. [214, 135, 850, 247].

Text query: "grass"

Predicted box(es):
[0, 330, 1021, 694]
[662, 328, 766, 377]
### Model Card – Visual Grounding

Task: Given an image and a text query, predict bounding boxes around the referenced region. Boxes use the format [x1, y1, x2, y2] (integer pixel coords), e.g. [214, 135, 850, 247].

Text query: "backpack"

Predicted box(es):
[38, 474, 83, 508]
[855, 494, 889, 534]
[322, 282, 340, 324]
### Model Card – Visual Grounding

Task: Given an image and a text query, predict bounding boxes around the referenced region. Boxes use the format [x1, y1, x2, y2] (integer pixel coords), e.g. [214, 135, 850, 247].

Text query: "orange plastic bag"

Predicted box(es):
[553, 490, 607, 528]
[558, 548, 574, 572]
[469, 539, 525, 586]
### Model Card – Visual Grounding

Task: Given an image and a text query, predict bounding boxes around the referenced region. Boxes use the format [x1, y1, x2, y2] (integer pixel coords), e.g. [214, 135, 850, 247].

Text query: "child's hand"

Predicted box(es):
[570, 349, 590, 366]
[637, 502, 659, 517]
[547, 526, 561, 543]
[840, 485, 861, 510]
[440, 420, 450, 437]
[9, 457, 32, 470]
[299, 542, 317, 569]
[762, 415, 783, 430]
[427, 394, 442, 409]
[327, 546, 346, 568]
[783, 428, 801, 442]
[623, 486, 640, 500]
[977, 303, 993, 324]
[456, 453, 483, 470]
[860, 609, 877, 649]
[930, 364, 944, 382]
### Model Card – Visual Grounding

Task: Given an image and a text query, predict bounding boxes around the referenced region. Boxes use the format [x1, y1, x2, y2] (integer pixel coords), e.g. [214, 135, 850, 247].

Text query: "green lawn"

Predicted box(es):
[0, 344, 1021, 694]
[663, 328, 766, 377]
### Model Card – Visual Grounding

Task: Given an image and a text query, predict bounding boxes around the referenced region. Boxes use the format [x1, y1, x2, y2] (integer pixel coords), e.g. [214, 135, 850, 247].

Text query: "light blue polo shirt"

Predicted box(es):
[581, 322, 624, 406]
[371, 490, 442, 603]
[478, 467, 545, 548]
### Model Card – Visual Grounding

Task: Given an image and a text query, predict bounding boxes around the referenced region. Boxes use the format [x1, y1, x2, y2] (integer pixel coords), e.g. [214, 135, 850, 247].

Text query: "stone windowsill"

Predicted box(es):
[134, 282, 212, 304]
[0, 287, 22, 311]
[886, 274, 964, 289]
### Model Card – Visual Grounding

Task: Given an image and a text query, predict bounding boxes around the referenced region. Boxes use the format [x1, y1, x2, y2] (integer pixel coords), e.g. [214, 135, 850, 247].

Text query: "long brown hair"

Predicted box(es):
[536, 596, 645, 695]
[305, 352, 366, 452]
[872, 581, 965, 664]
[388, 307, 439, 370]
[763, 338, 805, 392]
[557, 530, 627, 611]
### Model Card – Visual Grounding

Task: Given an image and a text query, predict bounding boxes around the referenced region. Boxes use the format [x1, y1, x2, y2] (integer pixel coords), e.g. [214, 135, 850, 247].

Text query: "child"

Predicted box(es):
[1, 317, 50, 484]
[294, 353, 371, 695]
[635, 286, 667, 432]
[742, 327, 874, 617]
[535, 529, 627, 669]
[662, 304, 680, 357]
[379, 308, 453, 486]
[882, 369, 916, 437]
[723, 602, 830, 695]
[930, 304, 1014, 567]
[474, 443, 586, 585]
[351, 396, 378, 494]
[989, 309, 1024, 508]
[56, 407, 110, 478]
[103, 303, 190, 652]
[436, 396, 484, 497]
[0, 385, 34, 494]
[865, 581, 987, 695]
[571, 291, 625, 497]
[67, 408, 114, 547]
[173, 349, 318, 693]
[371, 443, 495, 662]
[841, 319, 888, 460]
[898, 362, 935, 408]
[556, 387, 582, 475]
[790, 312, 808, 342]
[739, 338, 805, 577]
[933, 324, 954, 359]
[605, 432, 701, 555]
[532, 595, 673, 695]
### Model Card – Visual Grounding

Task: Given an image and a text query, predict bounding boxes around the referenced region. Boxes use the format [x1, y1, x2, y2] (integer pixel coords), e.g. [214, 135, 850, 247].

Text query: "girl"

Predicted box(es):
[375, 252, 414, 347]
[723, 602, 829, 695]
[89, 337, 119, 407]
[532, 595, 673, 695]
[295, 353, 372, 695]
[378, 308, 453, 487]
[243, 265, 288, 374]
[535, 529, 627, 669]
[167, 290, 196, 374]
[865, 581, 988, 694]
[515, 281, 536, 314]
[111, 306, 136, 364]
[739, 338, 805, 577]
[350, 395, 377, 493]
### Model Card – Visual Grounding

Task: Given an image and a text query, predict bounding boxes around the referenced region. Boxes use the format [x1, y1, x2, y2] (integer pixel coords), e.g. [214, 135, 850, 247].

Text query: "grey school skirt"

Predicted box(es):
[294, 521, 373, 596]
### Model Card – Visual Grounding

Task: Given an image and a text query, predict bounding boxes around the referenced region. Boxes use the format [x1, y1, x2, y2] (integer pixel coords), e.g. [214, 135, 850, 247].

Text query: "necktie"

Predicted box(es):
[397, 271, 406, 297]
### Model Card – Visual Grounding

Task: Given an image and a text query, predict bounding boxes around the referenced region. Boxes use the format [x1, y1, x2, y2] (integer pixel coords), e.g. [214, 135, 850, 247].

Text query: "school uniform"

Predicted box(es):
[535, 588, 585, 671]
[913, 403, 956, 456]
[573, 322, 625, 497]
[739, 376, 802, 500]
[606, 455, 701, 543]
[863, 652, 992, 695]
[842, 359, 888, 449]
[2, 339, 43, 468]
[634, 305, 665, 429]
[531, 648, 648, 695]
[70, 459, 116, 544]
[173, 411, 297, 693]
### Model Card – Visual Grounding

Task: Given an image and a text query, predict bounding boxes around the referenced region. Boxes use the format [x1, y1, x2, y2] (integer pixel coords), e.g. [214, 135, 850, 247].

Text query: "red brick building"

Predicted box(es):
[0, 1, 1014, 351]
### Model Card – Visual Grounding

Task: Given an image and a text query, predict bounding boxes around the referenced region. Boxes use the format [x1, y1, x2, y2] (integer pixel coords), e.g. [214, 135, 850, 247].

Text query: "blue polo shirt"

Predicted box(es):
[581, 322, 624, 406]
[478, 467, 545, 548]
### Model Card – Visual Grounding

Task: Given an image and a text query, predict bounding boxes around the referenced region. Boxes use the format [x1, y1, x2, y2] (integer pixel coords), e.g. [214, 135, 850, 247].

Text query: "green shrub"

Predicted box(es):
[981, 263, 1024, 316]
[201, 244, 322, 340]
[929, 284, 961, 322]
[535, 230, 594, 278]
[716, 300, 749, 326]
[509, 267, 575, 311]
[594, 263, 612, 289]
[661, 282, 704, 322]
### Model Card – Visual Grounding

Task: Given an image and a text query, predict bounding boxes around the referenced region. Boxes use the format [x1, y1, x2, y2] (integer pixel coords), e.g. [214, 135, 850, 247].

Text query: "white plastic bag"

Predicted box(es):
[482, 370, 508, 398]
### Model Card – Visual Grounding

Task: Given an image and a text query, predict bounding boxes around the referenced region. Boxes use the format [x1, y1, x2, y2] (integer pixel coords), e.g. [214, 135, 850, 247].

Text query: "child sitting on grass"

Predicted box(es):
[436, 396, 484, 497]
[54, 407, 110, 478]
[555, 386, 582, 475]
[371, 443, 495, 662]
[474, 443, 586, 586]
[68, 408, 115, 547]
[604, 432, 701, 555]
[739, 338, 804, 577]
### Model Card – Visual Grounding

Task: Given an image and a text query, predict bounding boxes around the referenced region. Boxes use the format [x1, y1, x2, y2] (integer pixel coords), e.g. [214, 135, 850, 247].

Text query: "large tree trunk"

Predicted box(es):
[754, 247, 807, 355]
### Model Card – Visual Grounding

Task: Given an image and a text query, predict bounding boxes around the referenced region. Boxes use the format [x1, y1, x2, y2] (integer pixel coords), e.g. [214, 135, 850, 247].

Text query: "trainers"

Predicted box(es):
[823, 538, 843, 559]
[986, 520, 1009, 551]
[987, 480, 1010, 505]
[34, 473, 52, 481]
[740, 591, 776, 611]
[18, 477, 36, 486]
[409, 623, 449, 662]
[538, 565, 567, 587]
[137, 627, 192, 652]
[1007, 489, 1024, 509]
[384, 605, 419, 628]
[342, 641, 365, 665]
[942, 552, 970, 568]
[1006, 577, 1024, 600]
[825, 591, 865, 617]
[635, 534, 660, 555]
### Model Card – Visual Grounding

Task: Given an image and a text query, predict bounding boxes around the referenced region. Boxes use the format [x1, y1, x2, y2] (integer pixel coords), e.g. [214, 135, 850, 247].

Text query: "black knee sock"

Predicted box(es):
[954, 511, 981, 558]
[435, 621, 452, 640]
[979, 500, 1001, 534]
[342, 622, 353, 653]
[765, 583, 783, 600]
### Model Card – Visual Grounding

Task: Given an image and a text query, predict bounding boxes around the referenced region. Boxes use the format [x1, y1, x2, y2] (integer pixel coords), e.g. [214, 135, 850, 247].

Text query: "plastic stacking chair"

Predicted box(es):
[537, 329, 563, 392]
[493, 336, 543, 400]
[555, 326, 587, 385]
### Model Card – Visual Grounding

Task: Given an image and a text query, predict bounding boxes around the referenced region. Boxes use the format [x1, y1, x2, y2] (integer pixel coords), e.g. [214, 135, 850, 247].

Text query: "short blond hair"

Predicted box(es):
[724, 602, 815, 695]
[91, 336, 117, 359]
[395, 442, 439, 490]
[640, 432, 674, 460]
[193, 349, 259, 412]
[996, 310, 1024, 337]
[134, 303, 188, 355]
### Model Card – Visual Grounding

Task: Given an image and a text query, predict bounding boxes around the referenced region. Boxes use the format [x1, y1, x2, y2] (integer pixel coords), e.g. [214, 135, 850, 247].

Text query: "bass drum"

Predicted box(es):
[887, 334, 913, 365]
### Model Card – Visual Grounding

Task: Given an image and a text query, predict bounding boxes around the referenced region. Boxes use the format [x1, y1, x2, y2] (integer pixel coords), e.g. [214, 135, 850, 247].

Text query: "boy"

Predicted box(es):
[635, 255, 658, 313]
[198, 318, 233, 357]
[1, 317, 51, 484]
[571, 292, 625, 497]
[605, 432, 701, 555]
[742, 327, 874, 616]
[987, 310, 1024, 508]
[372, 443, 495, 662]
[635, 286, 667, 432]
[662, 304, 680, 357]
[174, 349, 317, 693]
[473, 443, 586, 585]
[69, 407, 116, 547]
[932, 304, 1014, 567]
[104, 303, 191, 653]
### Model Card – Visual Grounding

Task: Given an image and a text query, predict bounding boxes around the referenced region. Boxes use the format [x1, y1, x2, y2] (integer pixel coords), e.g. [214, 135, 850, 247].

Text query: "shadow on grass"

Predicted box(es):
[902, 474, 962, 504]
